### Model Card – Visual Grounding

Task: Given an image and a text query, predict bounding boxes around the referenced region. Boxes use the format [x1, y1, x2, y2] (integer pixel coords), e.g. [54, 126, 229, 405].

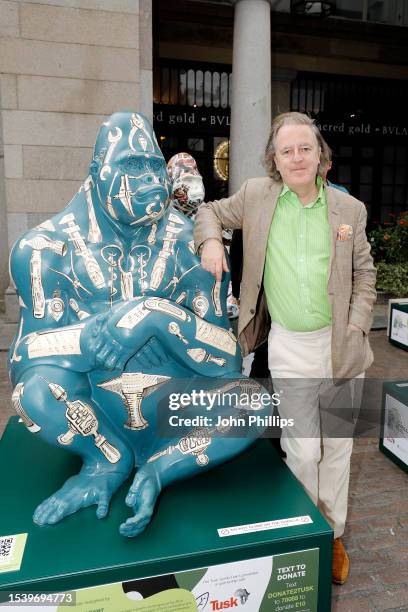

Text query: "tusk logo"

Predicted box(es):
[210, 596, 239, 609]
[209, 588, 250, 609]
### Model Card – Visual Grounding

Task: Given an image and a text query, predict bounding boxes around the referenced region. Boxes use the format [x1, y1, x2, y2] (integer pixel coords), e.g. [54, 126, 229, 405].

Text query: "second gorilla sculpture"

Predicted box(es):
[167, 151, 205, 218]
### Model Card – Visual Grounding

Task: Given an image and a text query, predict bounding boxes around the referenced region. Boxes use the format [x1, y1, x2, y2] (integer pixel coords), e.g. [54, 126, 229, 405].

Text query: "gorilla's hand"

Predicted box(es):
[131, 337, 169, 370]
[81, 314, 129, 371]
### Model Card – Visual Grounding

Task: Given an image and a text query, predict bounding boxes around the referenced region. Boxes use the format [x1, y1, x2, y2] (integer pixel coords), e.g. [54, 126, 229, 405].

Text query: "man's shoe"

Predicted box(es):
[332, 538, 350, 585]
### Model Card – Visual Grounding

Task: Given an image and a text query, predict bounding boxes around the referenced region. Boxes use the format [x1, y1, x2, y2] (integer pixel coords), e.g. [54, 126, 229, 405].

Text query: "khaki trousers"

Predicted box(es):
[268, 322, 362, 539]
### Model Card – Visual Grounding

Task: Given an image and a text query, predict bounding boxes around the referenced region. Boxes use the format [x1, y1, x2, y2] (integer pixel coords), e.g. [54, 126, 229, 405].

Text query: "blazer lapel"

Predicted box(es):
[326, 186, 340, 273]
[256, 180, 282, 257]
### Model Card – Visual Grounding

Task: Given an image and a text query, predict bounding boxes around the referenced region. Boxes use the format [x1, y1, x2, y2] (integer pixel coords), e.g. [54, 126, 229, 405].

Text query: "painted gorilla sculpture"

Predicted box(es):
[167, 152, 205, 218]
[8, 112, 266, 537]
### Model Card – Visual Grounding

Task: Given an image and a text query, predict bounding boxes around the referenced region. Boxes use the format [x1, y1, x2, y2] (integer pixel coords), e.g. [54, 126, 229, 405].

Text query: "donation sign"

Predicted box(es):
[54, 548, 319, 612]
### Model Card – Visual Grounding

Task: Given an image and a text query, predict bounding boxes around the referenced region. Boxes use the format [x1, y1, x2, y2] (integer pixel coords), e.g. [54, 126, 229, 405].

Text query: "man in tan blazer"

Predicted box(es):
[194, 112, 376, 585]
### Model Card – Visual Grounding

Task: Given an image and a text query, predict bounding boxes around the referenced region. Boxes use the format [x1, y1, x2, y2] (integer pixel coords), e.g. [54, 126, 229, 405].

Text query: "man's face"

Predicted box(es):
[273, 124, 320, 191]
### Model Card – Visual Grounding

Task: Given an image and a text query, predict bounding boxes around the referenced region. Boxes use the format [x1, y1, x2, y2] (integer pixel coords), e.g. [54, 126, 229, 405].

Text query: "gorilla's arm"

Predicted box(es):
[80, 297, 241, 377]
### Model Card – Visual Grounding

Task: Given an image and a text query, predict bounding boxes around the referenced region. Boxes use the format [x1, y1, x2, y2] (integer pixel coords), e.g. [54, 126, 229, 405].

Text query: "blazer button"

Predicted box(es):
[250, 308, 255, 315]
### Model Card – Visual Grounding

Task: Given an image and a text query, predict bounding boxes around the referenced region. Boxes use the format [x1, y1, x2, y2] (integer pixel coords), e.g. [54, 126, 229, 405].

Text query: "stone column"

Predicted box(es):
[229, 0, 272, 194]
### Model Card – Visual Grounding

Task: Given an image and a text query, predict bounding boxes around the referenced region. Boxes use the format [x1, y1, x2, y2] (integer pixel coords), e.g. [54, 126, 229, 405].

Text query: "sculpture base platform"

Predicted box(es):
[0, 417, 333, 611]
[389, 303, 408, 351]
[380, 381, 408, 474]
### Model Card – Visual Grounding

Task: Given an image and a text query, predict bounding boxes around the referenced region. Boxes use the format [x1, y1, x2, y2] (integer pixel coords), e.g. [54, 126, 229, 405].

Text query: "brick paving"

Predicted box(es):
[0, 316, 407, 611]
[331, 329, 408, 612]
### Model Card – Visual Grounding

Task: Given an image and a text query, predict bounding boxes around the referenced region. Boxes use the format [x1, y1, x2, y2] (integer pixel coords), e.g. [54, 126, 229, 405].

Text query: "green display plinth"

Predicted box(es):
[0, 418, 333, 611]
[389, 303, 408, 351]
[380, 381, 408, 474]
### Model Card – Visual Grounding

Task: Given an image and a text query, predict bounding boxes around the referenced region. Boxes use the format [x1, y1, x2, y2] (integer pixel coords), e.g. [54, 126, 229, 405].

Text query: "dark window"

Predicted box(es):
[154, 61, 231, 109]
[291, 72, 408, 225]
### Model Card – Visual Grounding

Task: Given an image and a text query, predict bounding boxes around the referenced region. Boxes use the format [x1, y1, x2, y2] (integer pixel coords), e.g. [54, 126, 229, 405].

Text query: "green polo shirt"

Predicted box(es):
[263, 179, 332, 332]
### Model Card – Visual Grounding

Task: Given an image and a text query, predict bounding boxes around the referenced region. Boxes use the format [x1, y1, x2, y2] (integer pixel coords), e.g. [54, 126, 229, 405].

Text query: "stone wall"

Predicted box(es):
[0, 0, 152, 310]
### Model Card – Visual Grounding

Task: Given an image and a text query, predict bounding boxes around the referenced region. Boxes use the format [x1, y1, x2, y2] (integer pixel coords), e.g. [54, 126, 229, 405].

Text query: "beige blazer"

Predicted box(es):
[194, 177, 377, 379]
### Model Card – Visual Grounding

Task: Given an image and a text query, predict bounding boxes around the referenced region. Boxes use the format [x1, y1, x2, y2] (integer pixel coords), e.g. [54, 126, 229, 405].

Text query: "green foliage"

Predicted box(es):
[368, 211, 408, 296]
[369, 211, 408, 265]
[376, 262, 408, 297]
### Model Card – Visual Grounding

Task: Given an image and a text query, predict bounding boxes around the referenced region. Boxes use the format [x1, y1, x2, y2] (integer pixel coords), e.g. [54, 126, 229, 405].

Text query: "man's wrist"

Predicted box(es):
[198, 238, 223, 254]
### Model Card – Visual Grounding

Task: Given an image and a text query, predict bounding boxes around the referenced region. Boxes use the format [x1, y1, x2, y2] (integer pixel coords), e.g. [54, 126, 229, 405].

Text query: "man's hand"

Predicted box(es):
[348, 323, 362, 332]
[200, 238, 229, 282]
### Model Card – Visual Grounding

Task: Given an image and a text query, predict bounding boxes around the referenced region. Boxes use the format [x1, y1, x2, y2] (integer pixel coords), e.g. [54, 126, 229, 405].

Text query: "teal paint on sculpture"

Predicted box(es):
[8, 112, 269, 538]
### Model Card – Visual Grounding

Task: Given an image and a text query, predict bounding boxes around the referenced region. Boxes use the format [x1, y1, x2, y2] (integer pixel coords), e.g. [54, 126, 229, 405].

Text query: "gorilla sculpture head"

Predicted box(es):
[91, 112, 170, 226]
[167, 152, 205, 217]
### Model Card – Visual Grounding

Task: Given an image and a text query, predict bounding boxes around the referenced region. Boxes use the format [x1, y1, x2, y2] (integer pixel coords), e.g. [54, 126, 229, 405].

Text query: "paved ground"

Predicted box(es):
[0, 309, 407, 611]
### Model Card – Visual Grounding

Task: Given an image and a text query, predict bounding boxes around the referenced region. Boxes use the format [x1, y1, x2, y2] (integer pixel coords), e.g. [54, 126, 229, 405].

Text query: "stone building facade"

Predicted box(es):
[0, 0, 153, 312]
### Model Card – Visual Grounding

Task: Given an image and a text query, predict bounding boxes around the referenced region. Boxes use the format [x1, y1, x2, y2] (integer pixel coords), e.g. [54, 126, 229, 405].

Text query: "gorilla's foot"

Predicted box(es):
[33, 467, 129, 525]
[120, 465, 161, 538]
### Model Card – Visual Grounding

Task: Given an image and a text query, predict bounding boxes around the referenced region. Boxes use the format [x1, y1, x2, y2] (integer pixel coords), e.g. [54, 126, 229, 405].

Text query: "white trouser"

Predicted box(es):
[268, 322, 364, 539]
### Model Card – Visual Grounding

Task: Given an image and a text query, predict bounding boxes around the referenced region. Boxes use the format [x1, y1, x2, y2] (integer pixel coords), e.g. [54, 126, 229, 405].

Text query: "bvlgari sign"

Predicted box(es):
[154, 106, 231, 132]
[154, 106, 408, 138]
[317, 121, 408, 137]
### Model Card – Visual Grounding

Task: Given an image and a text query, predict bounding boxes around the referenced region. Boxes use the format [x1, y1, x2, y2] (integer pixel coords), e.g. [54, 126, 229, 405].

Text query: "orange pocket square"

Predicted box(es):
[337, 224, 353, 241]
